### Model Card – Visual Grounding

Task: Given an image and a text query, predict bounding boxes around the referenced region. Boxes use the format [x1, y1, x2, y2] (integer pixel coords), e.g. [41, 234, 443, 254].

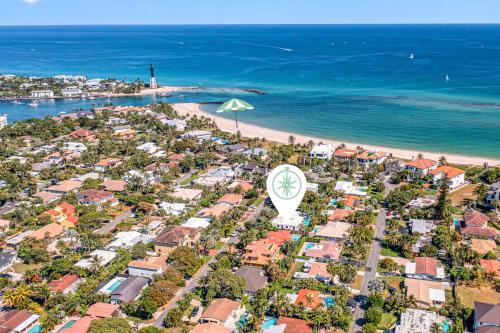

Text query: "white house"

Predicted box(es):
[137, 142, 158, 154]
[334, 181, 367, 196]
[405, 158, 438, 177]
[309, 144, 335, 160]
[0, 115, 7, 129]
[486, 182, 500, 207]
[62, 142, 87, 153]
[75, 250, 117, 269]
[271, 213, 304, 231]
[428, 166, 465, 189]
[31, 90, 54, 98]
[182, 217, 211, 229]
[163, 119, 187, 131]
[105, 231, 153, 251]
[61, 86, 83, 97]
[181, 130, 212, 142]
[159, 202, 186, 216]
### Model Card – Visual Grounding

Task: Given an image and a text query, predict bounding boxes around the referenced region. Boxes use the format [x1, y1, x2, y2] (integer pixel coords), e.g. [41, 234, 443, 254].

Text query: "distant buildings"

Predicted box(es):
[30, 89, 54, 98]
[0, 115, 7, 129]
[309, 144, 335, 160]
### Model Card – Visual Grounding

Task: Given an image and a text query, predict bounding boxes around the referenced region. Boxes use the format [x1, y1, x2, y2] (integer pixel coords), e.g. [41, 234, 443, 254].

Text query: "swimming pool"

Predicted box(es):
[453, 218, 460, 229]
[303, 217, 311, 226]
[262, 317, 278, 329]
[442, 319, 451, 333]
[106, 277, 126, 292]
[58, 320, 76, 332]
[305, 243, 315, 250]
[291, 234, 301, 241]
[28, 325, 42, 333]
[329, 199, 337, 205]
[323, 297, 334, 308]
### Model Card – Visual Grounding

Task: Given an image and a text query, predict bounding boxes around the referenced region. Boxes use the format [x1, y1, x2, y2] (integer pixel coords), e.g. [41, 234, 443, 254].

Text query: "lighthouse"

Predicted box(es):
[149, 64, 158, 89]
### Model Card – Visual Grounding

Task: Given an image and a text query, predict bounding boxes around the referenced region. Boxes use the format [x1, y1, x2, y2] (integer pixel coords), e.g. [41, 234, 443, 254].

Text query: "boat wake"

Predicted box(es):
[234, 41, 293, 52]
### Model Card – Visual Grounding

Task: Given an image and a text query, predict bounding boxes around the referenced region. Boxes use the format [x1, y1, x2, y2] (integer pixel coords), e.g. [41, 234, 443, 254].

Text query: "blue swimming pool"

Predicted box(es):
[291, 234, 301, 241]
[305, 243, 315, 250]
[262, 317, 278, 329]
[303, 217, 311, 226]
[107, 277, 126, 292]
[329, 199, 337, 205]
[58, 320, 76, 332]
[453, 218, 460, 229]
[323, 297, 335, 308]
[442, 319, 451, 333]
[28, 325, 42, 333]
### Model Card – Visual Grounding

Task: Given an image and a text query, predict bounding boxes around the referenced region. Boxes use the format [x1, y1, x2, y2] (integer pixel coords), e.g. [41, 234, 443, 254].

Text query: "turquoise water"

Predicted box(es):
[1, 25, 500, 158]
[291, 234, 301, 241]
[303, 217, 311, 226]
[442, 319, 451, 333]
[28, 325, 42, 333]
[262, 317, 278, 329]
[305, 243, 315, 250]
[107, 278, 125, 292]
[323, 297, 335, 308]
[58, 320, 76, 332]
[329, 199, 338, 206]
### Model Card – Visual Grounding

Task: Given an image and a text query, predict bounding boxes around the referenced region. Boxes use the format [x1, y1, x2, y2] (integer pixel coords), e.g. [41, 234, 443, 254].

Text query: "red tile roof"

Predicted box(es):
[48, 274, 80, 293]
[277, 317, 313, 333]
[407, 158, 437, 170]
[464, 210, 489, 228]
[86, 302, 119, 318]
[201, 298, 240, 322]
[428, 165, 465, 178]
[334, 148, 357, 158]
[415, 257, 438, 276]
[479, 259, 500, 277]
[295, 289, 322, 309]
[266, 230, 292, 247]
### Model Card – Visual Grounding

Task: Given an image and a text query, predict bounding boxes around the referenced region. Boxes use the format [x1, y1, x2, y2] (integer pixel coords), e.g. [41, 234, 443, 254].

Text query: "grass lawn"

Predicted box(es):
[180, 173, 199, 186]
[214, 241, 224, 250]
[457, 285, 500, 308]
[286, 261, 304, 279]
[279, 287, 295, 295]
[383, 276, 404, 291]
[380, 246, 399, 257]
[11, 262, 42, 274]
[253, 196, 264, 207]
[378, 312, 397, 330]
[350, 274, 364, 291]
[449, 183, 478, 205]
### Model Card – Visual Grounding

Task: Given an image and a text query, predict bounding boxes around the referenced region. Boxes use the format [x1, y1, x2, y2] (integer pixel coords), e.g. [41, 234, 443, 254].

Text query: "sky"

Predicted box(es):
[3, 0, 500, 25]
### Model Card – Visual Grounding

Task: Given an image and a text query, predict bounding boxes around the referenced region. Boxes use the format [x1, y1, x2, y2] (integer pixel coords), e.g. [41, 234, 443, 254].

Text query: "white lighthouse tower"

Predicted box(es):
[149, 64, 158, 89]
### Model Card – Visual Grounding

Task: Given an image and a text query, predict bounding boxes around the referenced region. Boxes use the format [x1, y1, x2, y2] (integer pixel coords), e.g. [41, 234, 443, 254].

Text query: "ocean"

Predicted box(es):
[1, 25, 500, 158]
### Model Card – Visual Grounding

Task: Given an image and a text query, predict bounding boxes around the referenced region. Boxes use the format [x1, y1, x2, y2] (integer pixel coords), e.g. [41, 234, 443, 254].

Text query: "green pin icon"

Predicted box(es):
[267, 164, 306, 218]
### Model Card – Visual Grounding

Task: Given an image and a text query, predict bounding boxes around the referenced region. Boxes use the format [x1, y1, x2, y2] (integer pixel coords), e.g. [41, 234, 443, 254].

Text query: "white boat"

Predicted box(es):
[28, 101, 39, 107]
[409, 53, 414, 60]
[11, 100, 23, 105]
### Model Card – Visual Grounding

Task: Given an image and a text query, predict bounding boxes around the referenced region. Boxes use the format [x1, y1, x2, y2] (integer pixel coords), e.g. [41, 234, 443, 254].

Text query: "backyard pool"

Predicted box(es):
[329, 199, 337, 205]
[291, 234, 301, 241]
[58, 320, 76, 332]
[303, 217, 311, 226]
[442, 319, 451, 333]
[262, 317, 278, 329]
[28, 325, 42, 333]
[304, 243, 316, 250]
[105, 277, 126, 293]
[323, 297, 335, 308]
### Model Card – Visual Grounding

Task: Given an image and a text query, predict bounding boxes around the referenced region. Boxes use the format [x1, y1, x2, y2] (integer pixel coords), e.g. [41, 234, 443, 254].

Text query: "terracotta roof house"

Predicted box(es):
[42, 202, 78, 228]
[46, 179, 82, 194]
[405, 158, 438, 177]
[405, 257, 445, 280]
[128, 256, 168, 279]
[266, 230, 292, 247]
[242, 239, 281, 267]
[154, 225, 201, 255]
[200, 298, 244, 330]
[308, 262, 333, 282]
[86, 302, 120, 318]
[471, 239, 497, 255]
[227, 181, 253, 193]
[77, 189, 116, 208]
[94, 158, 122, 172]
[71, 128, 96, 140]
[461, 210, 499, 240]
[311, 221, 350, 240]
[294, 289, 323, 310]
[35, 191, 61, 204]
[102, 179, 127, 192]
[404, 278, 446, 308]
[334, 148, 357, 160]
[474, 302, 500, 333]
[29, 222, 65, 240]
[304, 240, 341, 261]
[276, 317, 313, 333]
[235, 266, 268, 294]
[479, 259, 500, 277]
[328, 208, 353, 221]
[464, 210, 489, 228]
[190, 323, 232, 333]
[429, 165, 465, 189]
[356, 150, 387, 168]
[61, 316, 94, 333]
[0, 309, 39, 333]
[170, 188, 203, 203]
[217, 193, 243, 206]
[48, 274, 81, 294]
[198, 204, 230, 218]
[344, 194, 362, 209]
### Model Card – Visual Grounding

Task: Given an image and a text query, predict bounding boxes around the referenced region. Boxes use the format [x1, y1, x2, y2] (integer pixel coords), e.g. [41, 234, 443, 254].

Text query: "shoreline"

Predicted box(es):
[173, 102, 500, 167]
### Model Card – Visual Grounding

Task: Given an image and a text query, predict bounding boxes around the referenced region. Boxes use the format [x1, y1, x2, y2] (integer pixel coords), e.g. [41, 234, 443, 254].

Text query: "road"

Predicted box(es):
[349, 181, 395, 333]
[153, 198, 265, 327]
[95, 209, 133, 235]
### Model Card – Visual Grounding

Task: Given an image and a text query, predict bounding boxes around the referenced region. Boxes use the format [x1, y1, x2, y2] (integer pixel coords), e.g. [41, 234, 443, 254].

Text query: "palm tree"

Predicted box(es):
[367, 278, 386, 294]
[3, 284, 32, 308]
[430, 322, 442, 333]
[438, 156, 447, 166]
[417, 153, 424, 159]
[288, 135, 296, 145]
[473, 183, 488, 204]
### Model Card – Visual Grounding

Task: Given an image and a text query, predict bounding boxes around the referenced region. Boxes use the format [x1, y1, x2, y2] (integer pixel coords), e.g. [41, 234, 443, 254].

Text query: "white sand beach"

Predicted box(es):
[173, 102, 500, 167]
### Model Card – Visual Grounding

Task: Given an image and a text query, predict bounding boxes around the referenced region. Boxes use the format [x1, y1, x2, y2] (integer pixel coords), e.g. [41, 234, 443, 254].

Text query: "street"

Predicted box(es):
[349, 181, 395, 333]
[95, 209, 133, 235]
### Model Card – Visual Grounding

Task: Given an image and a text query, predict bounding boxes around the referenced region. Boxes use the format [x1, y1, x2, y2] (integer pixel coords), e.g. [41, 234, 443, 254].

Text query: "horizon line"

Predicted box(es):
[1, 22, 500, 27]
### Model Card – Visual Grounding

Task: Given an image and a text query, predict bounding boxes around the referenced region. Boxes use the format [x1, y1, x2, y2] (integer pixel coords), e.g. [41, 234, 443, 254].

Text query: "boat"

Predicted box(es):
[159, 93, 172, 98]
[11, 100, 23, 105]
[445, 74, 450, 81]
[28, 101, 39, 107]
[409, 53, 414, 60]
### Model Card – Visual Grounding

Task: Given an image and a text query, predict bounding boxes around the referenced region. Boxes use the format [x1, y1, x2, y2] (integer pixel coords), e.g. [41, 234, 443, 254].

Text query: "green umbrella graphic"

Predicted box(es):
[216, 98, 254, 128]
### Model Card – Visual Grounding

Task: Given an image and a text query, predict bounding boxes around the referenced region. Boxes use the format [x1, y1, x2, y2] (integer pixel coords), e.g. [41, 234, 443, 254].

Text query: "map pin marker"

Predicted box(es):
[267, 164, 307, 219]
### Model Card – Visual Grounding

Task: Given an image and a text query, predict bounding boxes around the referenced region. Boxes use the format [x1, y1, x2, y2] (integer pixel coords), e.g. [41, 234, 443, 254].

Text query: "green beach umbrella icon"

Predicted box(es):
[216, 98, 254, 129]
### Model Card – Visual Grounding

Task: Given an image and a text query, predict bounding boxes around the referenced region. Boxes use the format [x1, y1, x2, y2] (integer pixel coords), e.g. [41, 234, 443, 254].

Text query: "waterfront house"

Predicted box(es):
[199, 298, 244, 331]
[61, 86, 83, 97]
[356, 150, 387, 168]
[309, 144, 335, 160]
[405, 158, 438, 178]
[486, 182, 500, 207]
[334, 148, 358, 160]
[31, 89, 54, 98]
[429, 165, 465, 189]
[153, 225, 201, 255]
[0, 309, 40, 333]
[474, 302, 500, 333]
[405, 257, 445, 280]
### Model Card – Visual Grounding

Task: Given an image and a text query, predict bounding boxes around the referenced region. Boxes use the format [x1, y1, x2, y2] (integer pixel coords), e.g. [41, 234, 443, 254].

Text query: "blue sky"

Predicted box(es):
[4, 0, 500, 25]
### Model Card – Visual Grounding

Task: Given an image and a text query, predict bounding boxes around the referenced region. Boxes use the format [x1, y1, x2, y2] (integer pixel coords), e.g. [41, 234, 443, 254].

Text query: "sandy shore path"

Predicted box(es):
[173, 102, 500, 167]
